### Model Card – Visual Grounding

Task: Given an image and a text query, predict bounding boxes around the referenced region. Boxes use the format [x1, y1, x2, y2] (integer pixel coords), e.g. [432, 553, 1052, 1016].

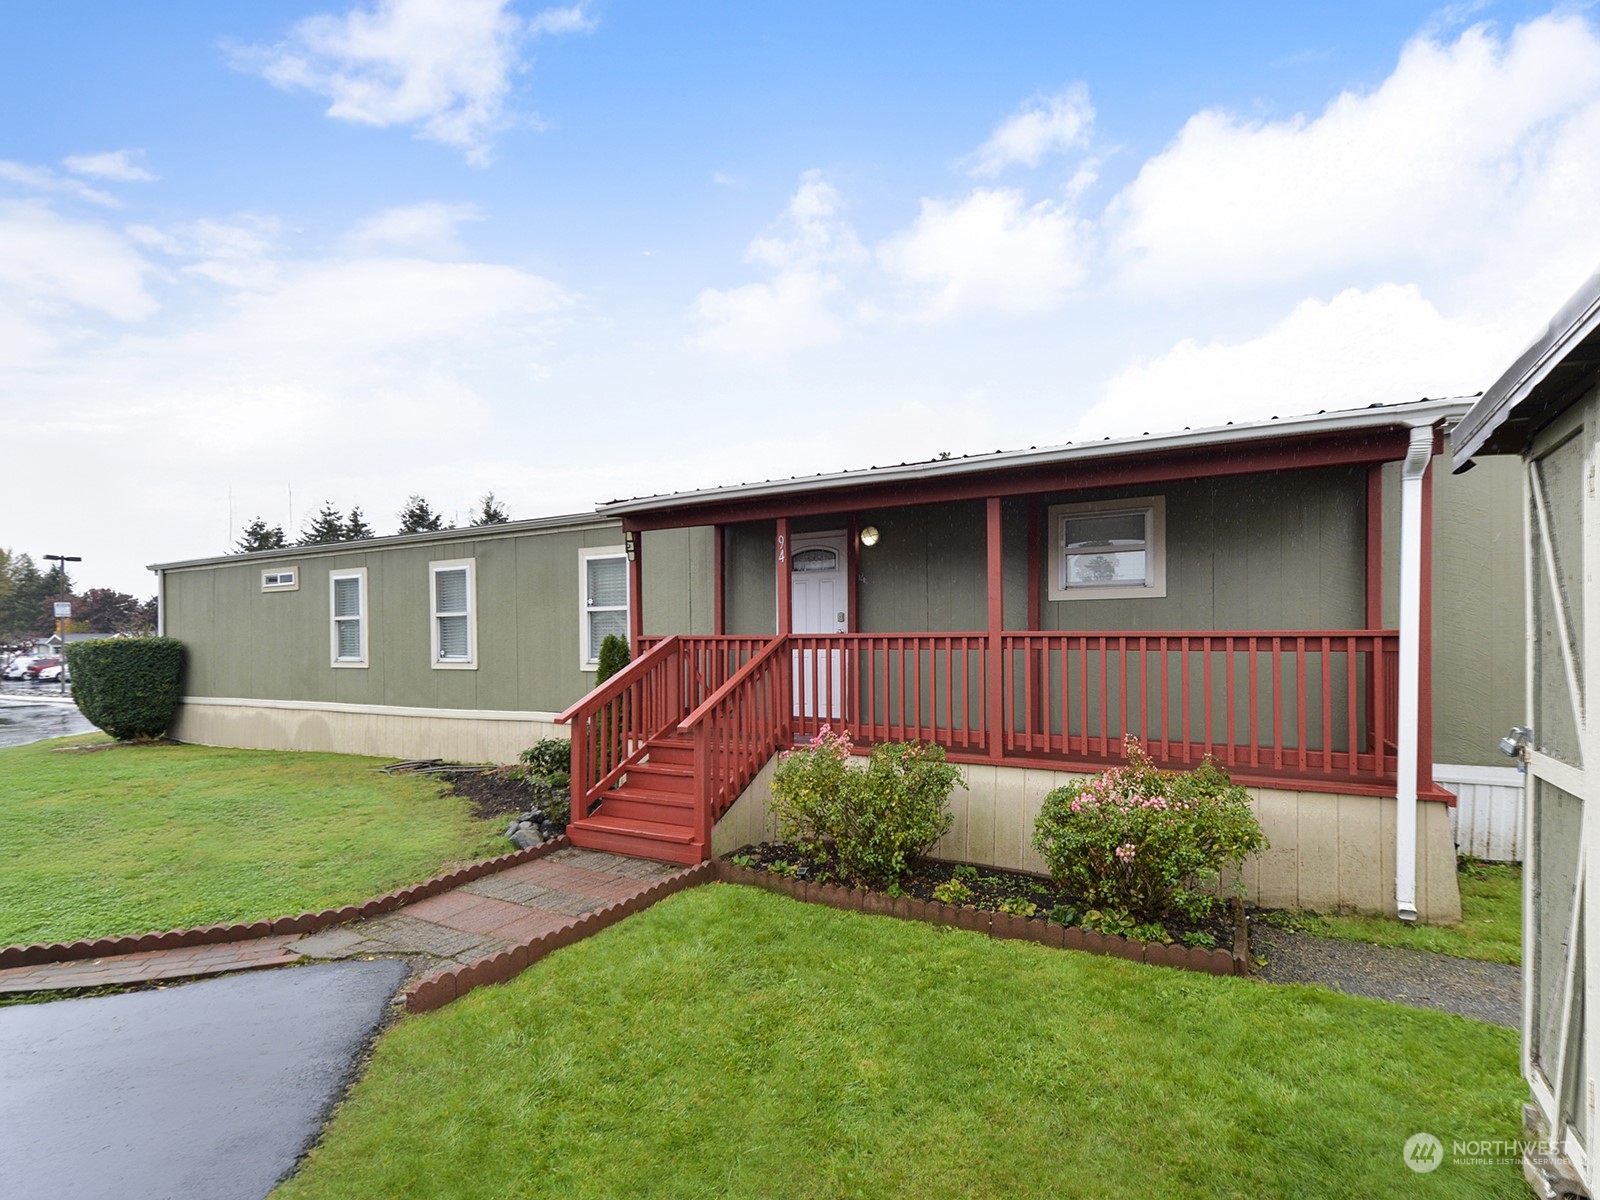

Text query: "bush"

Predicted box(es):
[770, 726, 963, 888]
[596, 634, 631, 684]
[515, 738, 573, 825]
[520, 738, 571, 781]
[1032, 738, 1264, 927]
[63, 637, 185, 741]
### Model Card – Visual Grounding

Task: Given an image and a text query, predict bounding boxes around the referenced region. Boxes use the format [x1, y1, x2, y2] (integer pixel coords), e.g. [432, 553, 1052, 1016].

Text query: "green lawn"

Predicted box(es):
[1266, 861, 1523, 966]
[0, 735, 509, 946]
[278, 884, 1524, 1200]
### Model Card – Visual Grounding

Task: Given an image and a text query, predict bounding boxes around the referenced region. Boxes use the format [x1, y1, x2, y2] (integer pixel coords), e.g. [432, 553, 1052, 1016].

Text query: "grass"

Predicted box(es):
[277, 884, 1524, 1200]
[0, 734, 509, 946]
[1262, 860, 1523, 966]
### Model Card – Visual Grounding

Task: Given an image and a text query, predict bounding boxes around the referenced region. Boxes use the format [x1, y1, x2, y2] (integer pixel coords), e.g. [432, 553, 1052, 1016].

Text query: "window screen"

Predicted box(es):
[435, 567, 470, 661]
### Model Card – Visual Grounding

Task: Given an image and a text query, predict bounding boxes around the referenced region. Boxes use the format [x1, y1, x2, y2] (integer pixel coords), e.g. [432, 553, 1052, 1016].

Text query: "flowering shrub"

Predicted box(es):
[1031, 738, 1264, 926]
[770, 726, 963, 887]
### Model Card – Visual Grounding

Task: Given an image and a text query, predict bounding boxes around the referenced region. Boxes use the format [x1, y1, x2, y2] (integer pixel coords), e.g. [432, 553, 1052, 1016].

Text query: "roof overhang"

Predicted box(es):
[603, 398, 1472, 531]
[1453, 270, 1600, 469]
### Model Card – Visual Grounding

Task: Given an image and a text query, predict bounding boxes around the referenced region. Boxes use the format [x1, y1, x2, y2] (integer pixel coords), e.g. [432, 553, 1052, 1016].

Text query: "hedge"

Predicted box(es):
[63, 637, 185, 741]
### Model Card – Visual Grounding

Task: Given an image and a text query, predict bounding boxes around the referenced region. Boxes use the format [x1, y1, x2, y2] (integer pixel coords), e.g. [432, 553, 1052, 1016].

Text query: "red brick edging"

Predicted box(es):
[403, 860, 716, 1013]
[713, 860, 1251, 977]
[0, 836, 577, 971]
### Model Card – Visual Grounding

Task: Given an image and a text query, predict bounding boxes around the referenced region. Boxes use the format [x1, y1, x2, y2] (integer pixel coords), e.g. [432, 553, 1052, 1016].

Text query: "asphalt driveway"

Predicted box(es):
[0, 958, 407, 1200]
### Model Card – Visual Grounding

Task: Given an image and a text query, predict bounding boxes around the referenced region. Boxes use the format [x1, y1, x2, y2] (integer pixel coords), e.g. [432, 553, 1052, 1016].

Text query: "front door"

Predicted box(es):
[791, 533, 848, 721]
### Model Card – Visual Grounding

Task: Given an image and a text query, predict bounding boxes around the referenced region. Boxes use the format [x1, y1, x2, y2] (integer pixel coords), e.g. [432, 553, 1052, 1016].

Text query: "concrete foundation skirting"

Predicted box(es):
[171, 698, 566, 764]
[713, 759, 1464, 924]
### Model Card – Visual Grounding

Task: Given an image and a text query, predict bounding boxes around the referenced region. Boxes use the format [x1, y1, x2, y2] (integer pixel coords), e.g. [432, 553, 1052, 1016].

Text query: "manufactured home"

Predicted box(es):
[153, 397, 1524, 924]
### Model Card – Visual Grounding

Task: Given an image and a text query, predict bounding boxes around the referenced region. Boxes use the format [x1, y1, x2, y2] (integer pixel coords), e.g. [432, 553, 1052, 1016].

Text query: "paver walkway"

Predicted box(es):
[0, 848, 683, 995]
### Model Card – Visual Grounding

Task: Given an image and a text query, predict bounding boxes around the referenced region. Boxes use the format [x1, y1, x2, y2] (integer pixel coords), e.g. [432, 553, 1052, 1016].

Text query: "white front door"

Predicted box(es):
[791, 533, 848, 720]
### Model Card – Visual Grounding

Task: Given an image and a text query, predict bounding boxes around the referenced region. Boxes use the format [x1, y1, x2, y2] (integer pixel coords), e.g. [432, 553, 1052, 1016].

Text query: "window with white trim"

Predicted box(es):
[579, 546, 629, 669]
[261, 568, 298, 591]
[1047, 497, 1167, 601]
[329, 569, 367, 666]
[431, 559, 477, 669]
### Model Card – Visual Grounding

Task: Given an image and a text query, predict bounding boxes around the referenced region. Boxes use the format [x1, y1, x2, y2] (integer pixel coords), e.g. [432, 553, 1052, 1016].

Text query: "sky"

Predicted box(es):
[3, 0, 1599, 596]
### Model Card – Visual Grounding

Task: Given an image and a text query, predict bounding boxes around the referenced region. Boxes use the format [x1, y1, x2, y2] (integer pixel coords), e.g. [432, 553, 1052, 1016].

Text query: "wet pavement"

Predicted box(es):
[0, 958, 408, 1200]
[0, 688, 94, 748]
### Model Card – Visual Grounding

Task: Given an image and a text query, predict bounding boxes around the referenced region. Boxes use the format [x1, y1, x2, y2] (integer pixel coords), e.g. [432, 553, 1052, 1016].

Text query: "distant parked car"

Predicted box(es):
[1, 655, 35, 680]
[25, 657, 62, 680]
[35, 662, 69, 683]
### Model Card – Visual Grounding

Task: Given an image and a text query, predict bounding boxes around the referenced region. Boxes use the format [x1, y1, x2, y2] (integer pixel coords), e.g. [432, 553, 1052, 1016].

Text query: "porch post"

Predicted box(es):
[987, 497, 1004, 761]
[845, 514, 859, 633]
[713, 524, 726, 636]
[1394, 425, 1432, 922]
[776, 516, 792, 636]
[627, 526, 644, 650]
[1365, 463, 1383, 629]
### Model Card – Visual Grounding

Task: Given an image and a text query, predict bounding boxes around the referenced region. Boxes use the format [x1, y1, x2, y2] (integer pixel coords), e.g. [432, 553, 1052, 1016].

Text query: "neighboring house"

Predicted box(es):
[152, 397, 1524, 924]
[1453, 273, 1597, 1200]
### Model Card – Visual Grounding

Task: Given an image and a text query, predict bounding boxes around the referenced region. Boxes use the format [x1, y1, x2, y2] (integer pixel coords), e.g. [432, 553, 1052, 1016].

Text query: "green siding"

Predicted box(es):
[725, 521, 777, 635]
[641, 526, 716, 637]
[1380, 453, 1525, 767]
[163, 519, 624, 715]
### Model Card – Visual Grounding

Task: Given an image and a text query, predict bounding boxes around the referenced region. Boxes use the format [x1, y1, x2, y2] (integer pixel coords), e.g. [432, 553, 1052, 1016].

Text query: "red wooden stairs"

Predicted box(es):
[566, 731, 703, 865]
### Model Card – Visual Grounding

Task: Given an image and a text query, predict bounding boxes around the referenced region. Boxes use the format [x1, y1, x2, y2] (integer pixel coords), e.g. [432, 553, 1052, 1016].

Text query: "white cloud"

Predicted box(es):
[62, 150, 158, 183]
[232, 0, 590, 164]
[877, 188, 1090, 321]
[1073, 285, 1510, 439]
[128, 215, 282, 289]
[0, 200, 155, 369]
[1106, 13, 1600, 296]
[966, 85, 1094, 177]
[343, 201, 481, 254]
[0, 160, 118, 206]
[688, 171, 862, 361]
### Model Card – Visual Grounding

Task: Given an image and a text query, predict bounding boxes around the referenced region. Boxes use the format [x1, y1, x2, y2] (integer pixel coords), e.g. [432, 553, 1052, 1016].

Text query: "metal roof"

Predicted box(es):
[148, 510, 616, 574]
[600, 396, 1474, 516]
[1453, 269, 1600, 468]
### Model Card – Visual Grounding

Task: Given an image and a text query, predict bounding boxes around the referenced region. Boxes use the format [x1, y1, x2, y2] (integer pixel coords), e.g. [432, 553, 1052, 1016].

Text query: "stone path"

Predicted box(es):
[1252, 925, 1521, 1028]
[0, 848, 683, 996]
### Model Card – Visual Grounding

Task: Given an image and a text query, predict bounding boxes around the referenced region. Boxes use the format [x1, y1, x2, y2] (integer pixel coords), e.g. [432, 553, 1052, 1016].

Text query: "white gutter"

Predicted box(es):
[1394, 423, 1433, 923]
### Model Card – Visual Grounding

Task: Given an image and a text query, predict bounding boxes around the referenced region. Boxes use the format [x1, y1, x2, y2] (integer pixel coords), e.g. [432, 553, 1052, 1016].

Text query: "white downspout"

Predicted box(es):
[1395, 424, 1433, 923]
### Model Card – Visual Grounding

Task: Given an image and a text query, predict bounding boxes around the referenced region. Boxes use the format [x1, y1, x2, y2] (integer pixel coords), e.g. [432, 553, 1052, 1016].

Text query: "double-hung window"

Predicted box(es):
[579, 547, 629, 669]
[329, 569, 368, 666]
[1047, 496, 1167, 601]
[431, 559, 476, 669]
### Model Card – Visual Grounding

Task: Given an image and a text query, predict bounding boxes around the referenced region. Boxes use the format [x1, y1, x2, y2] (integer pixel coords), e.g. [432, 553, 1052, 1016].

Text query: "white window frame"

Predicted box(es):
[1047, 496, 1167, 601]
[430, 558, 477, 670]
[578, 545, 629, 671]
[329, 568, 368, 668]
[261, 567, 298, 592]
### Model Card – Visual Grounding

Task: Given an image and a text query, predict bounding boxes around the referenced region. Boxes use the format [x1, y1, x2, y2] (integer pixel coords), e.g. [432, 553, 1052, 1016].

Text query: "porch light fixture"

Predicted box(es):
[859, 526, 880, 547]
[624, 530, 636, 561]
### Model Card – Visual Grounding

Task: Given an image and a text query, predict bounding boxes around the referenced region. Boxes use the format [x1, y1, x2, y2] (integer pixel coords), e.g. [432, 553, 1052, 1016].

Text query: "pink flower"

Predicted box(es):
[1115, 842, 1137, 863]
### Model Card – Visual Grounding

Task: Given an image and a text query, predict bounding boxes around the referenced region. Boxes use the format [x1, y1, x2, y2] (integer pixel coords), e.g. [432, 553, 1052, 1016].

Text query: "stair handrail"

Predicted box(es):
[557, 635, 685, 819]
[677, 635, 793, 850]
[675, 634, 789, 736]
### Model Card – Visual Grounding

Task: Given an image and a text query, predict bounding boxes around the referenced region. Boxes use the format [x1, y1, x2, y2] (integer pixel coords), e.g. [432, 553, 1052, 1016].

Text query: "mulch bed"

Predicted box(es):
[731, 840, 1238, 952]
[443, 769, 542, 822]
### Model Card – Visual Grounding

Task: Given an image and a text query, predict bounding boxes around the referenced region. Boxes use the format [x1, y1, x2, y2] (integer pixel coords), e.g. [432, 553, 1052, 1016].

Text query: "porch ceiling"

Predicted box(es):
[609, 398, 1471, 531]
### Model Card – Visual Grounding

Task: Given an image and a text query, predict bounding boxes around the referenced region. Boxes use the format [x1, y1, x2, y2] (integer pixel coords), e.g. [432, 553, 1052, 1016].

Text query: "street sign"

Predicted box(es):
[53, 602, 71, 618]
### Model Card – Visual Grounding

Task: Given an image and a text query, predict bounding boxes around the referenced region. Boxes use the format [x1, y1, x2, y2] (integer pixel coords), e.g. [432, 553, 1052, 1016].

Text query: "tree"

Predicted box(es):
[397, 494, 445, 534]
[470, 492, 511, 526]
[235, 517, 286, 554]
[343, 507, 376, 540]
[299, 501, 346, 545]
[0, 553, 44, 640]
[135, 596, 159, 633]
[77, 588, 144, 633]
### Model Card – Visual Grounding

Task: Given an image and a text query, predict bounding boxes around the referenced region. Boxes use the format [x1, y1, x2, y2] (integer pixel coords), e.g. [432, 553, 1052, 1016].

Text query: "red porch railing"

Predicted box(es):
[999, 631, 1398, 783]
[678, 637, 794, 847]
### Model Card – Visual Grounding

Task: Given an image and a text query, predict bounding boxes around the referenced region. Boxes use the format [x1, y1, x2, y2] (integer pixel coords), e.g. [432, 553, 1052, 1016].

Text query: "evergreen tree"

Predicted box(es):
[596, 633, 632, 683]
[235, 517, 287, 554]
[470, 492, 511, 526]
[343, 507, 376, 540]
[299, 501, 347, 545]
[0, 553, 43, 639]
[135, 596, 159, 632]
[396, 494, 445, 534]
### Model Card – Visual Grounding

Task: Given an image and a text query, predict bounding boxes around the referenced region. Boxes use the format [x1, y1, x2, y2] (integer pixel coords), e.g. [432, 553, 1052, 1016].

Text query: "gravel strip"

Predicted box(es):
[1252, 925, 1521, 1028]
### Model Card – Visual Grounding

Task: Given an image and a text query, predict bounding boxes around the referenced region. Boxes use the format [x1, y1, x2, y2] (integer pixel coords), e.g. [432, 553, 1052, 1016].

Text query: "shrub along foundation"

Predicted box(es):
[713, 857, 1250, 977]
